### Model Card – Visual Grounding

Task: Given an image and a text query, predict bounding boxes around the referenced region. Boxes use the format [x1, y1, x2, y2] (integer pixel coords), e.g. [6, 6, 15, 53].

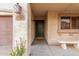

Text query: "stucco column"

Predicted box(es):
[13, 3, 28, 55]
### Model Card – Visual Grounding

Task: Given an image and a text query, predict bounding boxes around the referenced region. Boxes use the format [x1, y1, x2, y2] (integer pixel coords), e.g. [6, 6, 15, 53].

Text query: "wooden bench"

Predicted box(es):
[58, 39, 79, 49]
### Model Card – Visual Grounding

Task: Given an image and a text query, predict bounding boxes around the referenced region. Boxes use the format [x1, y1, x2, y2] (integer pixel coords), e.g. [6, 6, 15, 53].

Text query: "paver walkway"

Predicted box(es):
[31, 39, 79, 56]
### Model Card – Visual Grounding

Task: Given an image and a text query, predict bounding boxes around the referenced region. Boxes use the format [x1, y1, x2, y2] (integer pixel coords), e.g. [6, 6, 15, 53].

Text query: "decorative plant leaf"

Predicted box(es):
[10, 39, 26, 56]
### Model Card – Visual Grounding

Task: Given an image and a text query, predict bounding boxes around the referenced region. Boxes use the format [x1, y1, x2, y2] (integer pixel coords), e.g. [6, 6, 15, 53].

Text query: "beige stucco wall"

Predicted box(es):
[31, 16, 35, 44]
[44, 15, 48, 42]
[28, 4, 35, 55]
[47, 11, 59, 45]
[28, 4, 32, 55]
[47, 11, 79, 45]
[13, 4, 29, 56]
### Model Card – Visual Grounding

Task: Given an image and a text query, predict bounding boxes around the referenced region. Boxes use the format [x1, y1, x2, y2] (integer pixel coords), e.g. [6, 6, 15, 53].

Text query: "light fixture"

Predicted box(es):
[14, 3, 22, 14]
[14, 3, 25, 20]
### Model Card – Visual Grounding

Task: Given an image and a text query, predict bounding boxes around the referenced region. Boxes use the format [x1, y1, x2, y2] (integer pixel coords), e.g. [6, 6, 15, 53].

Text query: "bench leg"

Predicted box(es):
[74, 44, 79, 49]
[61, 43, 67, 49]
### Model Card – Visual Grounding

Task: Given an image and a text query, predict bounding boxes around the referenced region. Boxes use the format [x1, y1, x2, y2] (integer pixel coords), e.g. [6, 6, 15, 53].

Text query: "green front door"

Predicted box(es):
[35, 20, 44, 37]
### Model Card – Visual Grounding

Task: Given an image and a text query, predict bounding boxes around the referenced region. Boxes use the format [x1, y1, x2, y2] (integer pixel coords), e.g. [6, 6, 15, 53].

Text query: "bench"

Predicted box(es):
[58, 39, 79, 49]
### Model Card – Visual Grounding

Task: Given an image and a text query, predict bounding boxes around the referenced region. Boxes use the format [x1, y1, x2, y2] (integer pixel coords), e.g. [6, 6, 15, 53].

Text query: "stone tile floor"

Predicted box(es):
[31, 39, 79, 56]
[0, 39, 79, 56]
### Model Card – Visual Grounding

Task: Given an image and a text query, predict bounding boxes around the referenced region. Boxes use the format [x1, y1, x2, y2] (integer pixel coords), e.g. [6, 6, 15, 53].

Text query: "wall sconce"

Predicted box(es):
[14, 3, 24, 20]
[14, 3, 22, 14]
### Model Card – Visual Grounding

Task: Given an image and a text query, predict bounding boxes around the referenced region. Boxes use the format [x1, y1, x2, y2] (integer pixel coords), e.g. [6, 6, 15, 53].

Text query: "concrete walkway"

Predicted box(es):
[0, 39, 79, 56]
[0, 46, 11, 56]
[31, 39, 79, 56]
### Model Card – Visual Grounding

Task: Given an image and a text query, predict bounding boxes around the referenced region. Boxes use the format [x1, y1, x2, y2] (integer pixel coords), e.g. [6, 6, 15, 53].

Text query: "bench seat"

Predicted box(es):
[58, 39, 79, 49]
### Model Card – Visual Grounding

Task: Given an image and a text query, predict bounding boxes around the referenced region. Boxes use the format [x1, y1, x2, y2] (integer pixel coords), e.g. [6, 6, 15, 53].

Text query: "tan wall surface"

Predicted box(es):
[47, 11, 59, 45]
[28, 4, 35, 55]
[31, 13, 35, 44]
[28, 5, 35, 45]
[44, 15, 48, 42]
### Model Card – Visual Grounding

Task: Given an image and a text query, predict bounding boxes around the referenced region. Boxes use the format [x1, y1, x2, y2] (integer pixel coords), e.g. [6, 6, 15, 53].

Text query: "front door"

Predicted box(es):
[35, 20, 44, 37]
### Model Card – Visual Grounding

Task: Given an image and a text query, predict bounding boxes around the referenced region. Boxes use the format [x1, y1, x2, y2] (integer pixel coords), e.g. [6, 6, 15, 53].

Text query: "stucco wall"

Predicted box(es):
[47, 11, 59, 45]
[31, 16, 35, 44]
[28, 4, 35, 55]
[13, 4, 29, 56]
[47, 11, 79, 45]
[45, 15, 48, 42]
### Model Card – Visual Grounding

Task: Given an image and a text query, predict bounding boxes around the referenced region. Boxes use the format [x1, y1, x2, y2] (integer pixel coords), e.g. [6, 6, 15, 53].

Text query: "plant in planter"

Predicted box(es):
[10, 38, 26, 56]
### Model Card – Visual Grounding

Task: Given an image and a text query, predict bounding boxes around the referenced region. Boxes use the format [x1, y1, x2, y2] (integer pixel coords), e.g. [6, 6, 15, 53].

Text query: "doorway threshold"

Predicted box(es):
[35, 37, 45, 40]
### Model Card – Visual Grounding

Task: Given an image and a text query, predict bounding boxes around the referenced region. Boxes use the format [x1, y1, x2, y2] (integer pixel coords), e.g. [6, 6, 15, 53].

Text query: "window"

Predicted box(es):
[72, 17, 79, 29]
[60, 16, 79, 29]
[61, 16, 70, 29]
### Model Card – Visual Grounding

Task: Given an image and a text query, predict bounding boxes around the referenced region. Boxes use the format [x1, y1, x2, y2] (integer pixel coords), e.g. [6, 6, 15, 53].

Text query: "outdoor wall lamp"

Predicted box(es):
[14, 3, 22, 14]
[14, 3, 24, 20]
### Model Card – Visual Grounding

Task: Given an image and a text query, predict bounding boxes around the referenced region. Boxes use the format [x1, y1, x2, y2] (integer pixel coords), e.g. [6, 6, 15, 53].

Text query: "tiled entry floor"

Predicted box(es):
[31, 39, 79, 56]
